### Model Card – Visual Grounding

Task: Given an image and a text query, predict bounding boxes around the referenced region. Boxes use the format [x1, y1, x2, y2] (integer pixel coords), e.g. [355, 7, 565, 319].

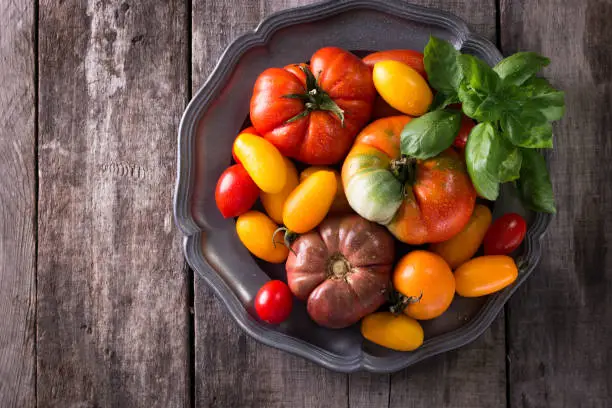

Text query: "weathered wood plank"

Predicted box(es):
[387, 1, 507, 407]
[192, 1, 350, 407]
[501, 0, 612, 406]
[0, 1, 36, 407]
[37, 1, 190, 407]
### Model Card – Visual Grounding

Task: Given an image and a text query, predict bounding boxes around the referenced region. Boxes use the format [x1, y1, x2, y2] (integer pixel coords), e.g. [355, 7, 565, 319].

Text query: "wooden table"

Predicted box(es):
[1, 0, 610, 406]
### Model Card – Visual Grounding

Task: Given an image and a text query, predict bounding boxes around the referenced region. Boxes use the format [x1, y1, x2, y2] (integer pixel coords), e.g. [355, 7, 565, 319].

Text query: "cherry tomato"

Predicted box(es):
[454, 255, 518, 297]
[283, 170, 337, 233]
[232, 126, 258, 164]
[361, 312, 424, 351]
[236, 211, 289, 263]
[260, 157, 300, 224]
[215, 164, 259, 218]
[234, 132, 287, 193]
[484, 213, 527, 255]
[453, 115, 476, 149]
[392, 250, 455, 320]
[372, 60, 433, 116]
[255, 280, 293, 324]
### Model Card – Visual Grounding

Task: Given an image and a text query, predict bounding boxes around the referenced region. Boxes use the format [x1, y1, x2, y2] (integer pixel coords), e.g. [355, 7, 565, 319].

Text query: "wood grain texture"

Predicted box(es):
[501, 0, 612, 407]
[192, 2, 349, 407]
[37, 1, 189, 407]
[0, 1, 36, 407]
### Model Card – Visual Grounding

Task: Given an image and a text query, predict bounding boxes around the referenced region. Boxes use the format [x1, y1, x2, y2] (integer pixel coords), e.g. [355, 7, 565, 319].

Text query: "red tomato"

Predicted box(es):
[484, 213, 527, 255]
[453, 115, 476, 149]
[363, 49, 426, 78]
[255, 280, 293, 324]
[215, 164, 259, 218]
[232, 126, 258, 164]
[250, 47, 375, 165]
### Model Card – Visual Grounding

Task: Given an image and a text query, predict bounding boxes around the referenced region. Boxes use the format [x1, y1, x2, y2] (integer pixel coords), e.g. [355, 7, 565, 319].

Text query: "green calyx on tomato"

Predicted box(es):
[415, 36, 564, 213]
[283, 65, 345, 125]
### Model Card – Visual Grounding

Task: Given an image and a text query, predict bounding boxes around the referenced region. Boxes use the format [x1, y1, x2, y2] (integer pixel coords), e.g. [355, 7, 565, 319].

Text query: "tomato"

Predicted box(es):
[363, 49, 426, 78]
[215, 164, 259, 218]
[452, 115, 476, 149]
[372, 61, 432, 116]
[232, 126, 258, 164]
[255, 280, 293, 324]
[283, 170, 337, 233]
[430, 204, 492, 269]
[300, 166, 351, 213]
[342, 116, 476, 244]
[484, 213, 527, 255]
[260, 157, 299, 224]
[392, 250, 455, 320]
[454, 255, 518, 297]
[250, 47, 375, 165]
[236, 211, 289, 263]
[287, 215, 395, 328]
[233, 132, 287, 194]
[361, 312, 424, 351]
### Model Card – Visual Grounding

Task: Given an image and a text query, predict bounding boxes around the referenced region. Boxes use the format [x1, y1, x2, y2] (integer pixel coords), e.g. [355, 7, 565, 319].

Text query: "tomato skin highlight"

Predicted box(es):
[372, 60, 433, 116]
[236, 211, 289, 263]
[454, 255, 518, 297]
[430, 204, 492, 269]
[234, 133, 287, 194]
[392, 250, 455, 320]
[452, 115, 476, 149]
[215, 164, 259, 218]
[255, 280, 293, 324]
[361, 312, 424, 351]
[283, 170, 337, 234]
[260, 157, 300, 224]
[484, 213, 527, 255]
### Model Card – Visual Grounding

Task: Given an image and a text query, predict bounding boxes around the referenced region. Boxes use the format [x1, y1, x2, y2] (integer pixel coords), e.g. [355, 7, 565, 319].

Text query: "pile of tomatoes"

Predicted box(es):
[214, 46, 528, 351]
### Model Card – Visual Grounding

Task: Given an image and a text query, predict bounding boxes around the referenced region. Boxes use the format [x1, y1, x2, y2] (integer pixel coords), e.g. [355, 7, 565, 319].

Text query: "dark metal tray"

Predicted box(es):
[174, 0, 552, 373]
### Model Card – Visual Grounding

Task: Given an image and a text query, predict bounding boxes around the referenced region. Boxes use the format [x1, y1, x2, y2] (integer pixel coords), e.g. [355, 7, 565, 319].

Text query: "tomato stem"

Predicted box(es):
[283, 65, 345, 126]
[388, 291, 423, 315]
[272, 227, 299, 255]
[390, 155, 417, 185]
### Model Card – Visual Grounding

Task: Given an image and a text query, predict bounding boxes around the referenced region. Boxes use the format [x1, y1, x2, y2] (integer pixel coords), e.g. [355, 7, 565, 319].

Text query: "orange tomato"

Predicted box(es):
[392, 250, 455, 320]
[454, 256, 518, 297]
[236, 211, 289, 263]
[261, 157, 300, 223]
[283, 170, 337, 233]
[361, 312, 424, 351]
[430, 204, 492, 269]
[300, 166, 351, 213]
[372, 61, 433, 116]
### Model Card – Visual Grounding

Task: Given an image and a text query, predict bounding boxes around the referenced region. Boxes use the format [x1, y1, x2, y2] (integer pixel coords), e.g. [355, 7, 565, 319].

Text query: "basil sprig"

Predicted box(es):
[399, 36, 564, 213]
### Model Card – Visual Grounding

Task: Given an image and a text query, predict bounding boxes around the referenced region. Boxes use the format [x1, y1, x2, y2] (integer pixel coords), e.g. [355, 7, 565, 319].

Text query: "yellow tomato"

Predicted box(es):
[300, 166, 351, 213]
[236, 211, 289, 263]
[233, 133, 286, 193]
[430, 205, 492, 269]
[283, 170, 337, 234]
[454, 255, 518, 297]
[372, 60, 433, 116]
[361, 312, 424, 351]
[261, 157, 299, 224]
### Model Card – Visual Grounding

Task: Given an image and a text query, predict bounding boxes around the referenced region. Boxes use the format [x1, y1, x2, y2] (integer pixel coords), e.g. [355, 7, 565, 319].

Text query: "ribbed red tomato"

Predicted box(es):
[250, 47, 375, 165]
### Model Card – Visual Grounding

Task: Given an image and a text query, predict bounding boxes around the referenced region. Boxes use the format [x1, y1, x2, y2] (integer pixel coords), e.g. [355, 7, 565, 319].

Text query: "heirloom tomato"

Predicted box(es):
[342, 116, 476, 244]
[300, 166, 351, 213]
[363, 49, 426, 78]
[250, 47, 376, 165]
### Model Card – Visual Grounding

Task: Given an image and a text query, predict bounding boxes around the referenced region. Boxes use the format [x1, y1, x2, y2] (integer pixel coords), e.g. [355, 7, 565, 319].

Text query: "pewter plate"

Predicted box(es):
[174, 0, 552, 373]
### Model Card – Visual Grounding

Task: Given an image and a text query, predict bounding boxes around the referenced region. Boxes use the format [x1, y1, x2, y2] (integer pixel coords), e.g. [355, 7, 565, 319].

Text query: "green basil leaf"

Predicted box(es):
[497, 145, 523, 183]
[458, 83, 503, 122]
[424, 36, 463, 93]
[501, 110, 553, 148]
[494, 52, 550, 86]
[400, 110, 462, 159]
[429, 92, 460, 111]
[517, 149, 556, 213]
[519, 77, 565, 121]
[458, 54, 501, 94]
[465, 123, 501, 200]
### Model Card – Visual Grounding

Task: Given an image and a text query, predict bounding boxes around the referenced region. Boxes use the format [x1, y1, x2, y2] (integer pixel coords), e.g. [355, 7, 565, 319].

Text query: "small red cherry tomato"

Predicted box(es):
[255, 280, 293, 324]
[232, 126, 259, 164]
[484, 213, 527, 255]
[453, 115, 475, 149]
[215, 164, 259, 218]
